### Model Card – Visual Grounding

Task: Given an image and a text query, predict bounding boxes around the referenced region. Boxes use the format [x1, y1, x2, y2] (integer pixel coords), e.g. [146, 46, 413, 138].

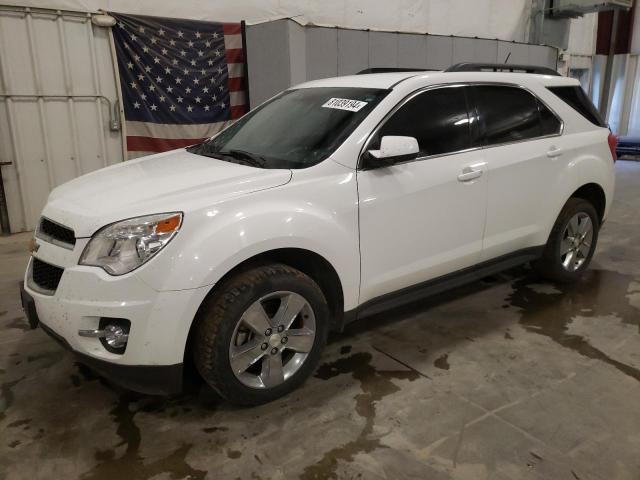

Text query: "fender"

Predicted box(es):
[135, 160, 362, 311]
[542, 128, 615, 241]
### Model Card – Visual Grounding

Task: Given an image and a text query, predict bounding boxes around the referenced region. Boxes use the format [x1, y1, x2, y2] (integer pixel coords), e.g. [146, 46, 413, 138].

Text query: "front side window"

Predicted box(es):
[371, 86, 472, 158]
[188, 87, 389, 169]
[474, 85, 543, 145]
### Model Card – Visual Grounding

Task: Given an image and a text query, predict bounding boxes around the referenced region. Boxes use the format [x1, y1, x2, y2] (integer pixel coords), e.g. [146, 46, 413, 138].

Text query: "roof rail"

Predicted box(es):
[357, 67, 431, 74]
[445, 62, 561, 76]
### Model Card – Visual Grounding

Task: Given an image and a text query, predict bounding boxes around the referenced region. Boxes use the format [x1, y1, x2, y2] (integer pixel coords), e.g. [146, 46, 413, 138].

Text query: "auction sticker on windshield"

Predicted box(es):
[322, 98, 368, 112]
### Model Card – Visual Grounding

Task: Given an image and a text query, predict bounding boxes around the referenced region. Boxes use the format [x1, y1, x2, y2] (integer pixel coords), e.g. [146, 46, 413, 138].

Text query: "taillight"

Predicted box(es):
[608, 131, 618, 162]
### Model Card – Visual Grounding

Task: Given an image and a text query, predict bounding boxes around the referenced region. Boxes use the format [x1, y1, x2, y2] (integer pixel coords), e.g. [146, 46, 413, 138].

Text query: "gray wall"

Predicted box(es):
[246, 20, 559, 106]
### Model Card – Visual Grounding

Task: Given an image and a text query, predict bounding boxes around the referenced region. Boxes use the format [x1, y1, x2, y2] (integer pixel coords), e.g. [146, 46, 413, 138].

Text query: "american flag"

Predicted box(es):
[111, 13, 248, 158]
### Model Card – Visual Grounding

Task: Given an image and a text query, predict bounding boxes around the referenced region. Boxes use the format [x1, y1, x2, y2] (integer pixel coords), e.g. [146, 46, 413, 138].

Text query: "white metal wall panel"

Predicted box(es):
[369, 32, 398, 68]
[425, 35, 453, 69]
[0, 7, 123, 233]
[337, 29, 368, 76]
[529, 44, 558, 70]
[497, 41, 530, 64]
[306, 27, 338, 80]
[288, 21, 307, 86]
[397, 33, 427, 69]
[245, 19, 291, 109]
[452, 37, 498, 64]
[618, 55, 637, 137]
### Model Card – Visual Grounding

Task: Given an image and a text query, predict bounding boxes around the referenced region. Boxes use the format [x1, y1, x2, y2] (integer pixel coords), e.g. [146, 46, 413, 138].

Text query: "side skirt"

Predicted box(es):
[342, 246, 544, 326]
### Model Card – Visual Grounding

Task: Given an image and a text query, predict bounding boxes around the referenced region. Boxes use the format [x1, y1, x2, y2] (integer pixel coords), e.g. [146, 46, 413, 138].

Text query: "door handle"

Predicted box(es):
[458, 168, 483, 182]
[547, 146, 563, 158]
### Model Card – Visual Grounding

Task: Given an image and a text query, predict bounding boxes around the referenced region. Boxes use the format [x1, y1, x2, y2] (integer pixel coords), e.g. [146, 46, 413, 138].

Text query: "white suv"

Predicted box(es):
[21, 64, 617, 405]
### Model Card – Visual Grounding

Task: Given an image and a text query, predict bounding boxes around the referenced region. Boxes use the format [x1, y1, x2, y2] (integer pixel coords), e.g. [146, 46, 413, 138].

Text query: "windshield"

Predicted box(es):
[187, 87, 389, 169]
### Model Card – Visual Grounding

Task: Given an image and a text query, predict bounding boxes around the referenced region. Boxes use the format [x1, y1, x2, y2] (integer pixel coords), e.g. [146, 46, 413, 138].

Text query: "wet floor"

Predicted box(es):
[2, 161, 640, 479]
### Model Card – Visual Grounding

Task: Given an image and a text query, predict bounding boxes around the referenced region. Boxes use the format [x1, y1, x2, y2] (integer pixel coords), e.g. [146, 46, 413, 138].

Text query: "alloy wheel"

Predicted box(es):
[560, 212, 593, 272]
[228, 291, 316, 389]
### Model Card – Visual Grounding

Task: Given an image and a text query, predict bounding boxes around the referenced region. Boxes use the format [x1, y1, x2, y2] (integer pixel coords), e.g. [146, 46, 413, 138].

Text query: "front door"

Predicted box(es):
[357, 85, 488, 304]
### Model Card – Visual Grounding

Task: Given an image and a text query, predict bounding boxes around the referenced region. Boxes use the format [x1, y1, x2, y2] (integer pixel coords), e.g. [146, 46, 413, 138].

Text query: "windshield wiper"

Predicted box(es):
[218, 149, 267, 168]
[187, 144, 267, 168]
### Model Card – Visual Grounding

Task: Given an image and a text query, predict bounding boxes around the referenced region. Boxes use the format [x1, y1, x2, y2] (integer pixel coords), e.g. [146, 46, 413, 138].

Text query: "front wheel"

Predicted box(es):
[535, 197, 600, 283]
[193, 263, 329, 406]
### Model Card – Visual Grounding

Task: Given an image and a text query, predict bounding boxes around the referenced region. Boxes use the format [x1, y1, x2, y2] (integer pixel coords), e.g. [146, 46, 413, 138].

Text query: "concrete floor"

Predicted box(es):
[1, 162, 639, 480]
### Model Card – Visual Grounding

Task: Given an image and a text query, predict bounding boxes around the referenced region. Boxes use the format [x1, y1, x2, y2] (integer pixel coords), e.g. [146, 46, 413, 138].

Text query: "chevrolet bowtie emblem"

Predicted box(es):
[29, 238, 40, 254]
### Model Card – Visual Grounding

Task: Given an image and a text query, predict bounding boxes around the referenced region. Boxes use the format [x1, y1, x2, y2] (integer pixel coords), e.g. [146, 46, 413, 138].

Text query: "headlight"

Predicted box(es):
[79, 212, 182, 275]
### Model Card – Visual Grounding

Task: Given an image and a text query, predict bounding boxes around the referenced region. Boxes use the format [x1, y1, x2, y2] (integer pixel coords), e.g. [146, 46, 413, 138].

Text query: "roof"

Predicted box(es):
[295, 71, 580, 90]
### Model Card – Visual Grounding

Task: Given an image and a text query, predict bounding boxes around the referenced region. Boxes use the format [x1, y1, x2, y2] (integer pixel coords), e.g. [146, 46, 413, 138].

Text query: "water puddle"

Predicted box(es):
[302, 351, 419, 479]
[508, 269, 640, 381]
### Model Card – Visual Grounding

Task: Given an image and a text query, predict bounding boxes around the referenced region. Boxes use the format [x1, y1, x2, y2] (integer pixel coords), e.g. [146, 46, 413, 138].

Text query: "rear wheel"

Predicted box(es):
[193, 263, 329, 406]
[535, 198, 600, 283]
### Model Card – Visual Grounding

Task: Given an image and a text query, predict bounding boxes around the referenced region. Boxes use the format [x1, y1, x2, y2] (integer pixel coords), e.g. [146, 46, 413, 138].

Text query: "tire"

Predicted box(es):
[535, 197, 600, 283]
[193, 263, 329, 406]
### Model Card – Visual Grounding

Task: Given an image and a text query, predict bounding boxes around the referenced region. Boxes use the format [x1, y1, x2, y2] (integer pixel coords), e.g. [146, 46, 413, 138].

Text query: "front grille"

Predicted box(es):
[38, 218, 76, 247]
[31, 258, 64, 292]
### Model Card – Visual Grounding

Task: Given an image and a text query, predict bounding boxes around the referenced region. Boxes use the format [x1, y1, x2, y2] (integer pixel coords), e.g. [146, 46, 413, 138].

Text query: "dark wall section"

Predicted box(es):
[597, 5, 636, 55]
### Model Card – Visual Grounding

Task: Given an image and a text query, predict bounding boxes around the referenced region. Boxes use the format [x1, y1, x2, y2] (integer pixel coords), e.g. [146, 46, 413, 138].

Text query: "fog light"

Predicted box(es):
[78, 318, 130, 354]
[99, 318, 130, 353]
[103, 324, 129, 348]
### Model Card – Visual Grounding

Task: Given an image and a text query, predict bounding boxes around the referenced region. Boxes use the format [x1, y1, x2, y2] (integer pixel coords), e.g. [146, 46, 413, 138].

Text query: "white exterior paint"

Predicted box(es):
[0, 6, 123, 232]
[24, 70, 615, 373]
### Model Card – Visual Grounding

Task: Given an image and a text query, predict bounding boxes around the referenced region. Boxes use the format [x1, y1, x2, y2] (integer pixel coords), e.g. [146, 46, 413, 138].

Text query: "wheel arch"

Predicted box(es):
[570, 183, 606, 223]
[184, 247, 346, 365]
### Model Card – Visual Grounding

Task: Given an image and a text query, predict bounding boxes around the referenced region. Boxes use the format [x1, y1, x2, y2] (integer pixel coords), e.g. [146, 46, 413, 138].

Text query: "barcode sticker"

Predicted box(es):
[322, 98, 368, 112]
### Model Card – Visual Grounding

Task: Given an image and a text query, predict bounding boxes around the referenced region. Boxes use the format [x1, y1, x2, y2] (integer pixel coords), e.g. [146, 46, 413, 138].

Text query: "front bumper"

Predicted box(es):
[21, 282, 183, 394]
[23, 245, 211, 394]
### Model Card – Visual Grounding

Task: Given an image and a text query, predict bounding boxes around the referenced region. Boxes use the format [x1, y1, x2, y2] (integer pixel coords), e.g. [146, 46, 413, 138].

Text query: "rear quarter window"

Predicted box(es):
[546, 86, 606, 128]
[538, 100, 562, 136]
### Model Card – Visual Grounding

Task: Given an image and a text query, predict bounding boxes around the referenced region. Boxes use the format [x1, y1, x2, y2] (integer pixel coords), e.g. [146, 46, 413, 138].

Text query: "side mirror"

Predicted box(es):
[363, 136, 420, 169]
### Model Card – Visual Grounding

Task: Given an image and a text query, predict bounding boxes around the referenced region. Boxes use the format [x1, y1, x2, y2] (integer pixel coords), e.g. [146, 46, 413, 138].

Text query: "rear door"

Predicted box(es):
[471, 84, 564, 261]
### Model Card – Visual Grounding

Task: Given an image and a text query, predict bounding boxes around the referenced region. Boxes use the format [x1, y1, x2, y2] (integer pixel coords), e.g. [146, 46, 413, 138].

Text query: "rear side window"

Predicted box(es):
[374, 86, 471, 157]
[474, 85, 542, 145]
[547, 86, 606, 127]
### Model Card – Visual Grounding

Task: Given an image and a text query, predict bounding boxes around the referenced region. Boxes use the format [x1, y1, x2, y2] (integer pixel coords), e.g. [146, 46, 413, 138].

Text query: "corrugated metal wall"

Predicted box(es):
[0, 5, 124, 233]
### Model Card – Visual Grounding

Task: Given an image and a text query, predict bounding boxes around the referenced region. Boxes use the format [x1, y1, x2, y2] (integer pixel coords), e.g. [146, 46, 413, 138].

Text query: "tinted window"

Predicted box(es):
[373, 86, 471, 157]
[474, 85, 542, 145]
[538, 100, 562, 136]
[547, 86, 606, 127]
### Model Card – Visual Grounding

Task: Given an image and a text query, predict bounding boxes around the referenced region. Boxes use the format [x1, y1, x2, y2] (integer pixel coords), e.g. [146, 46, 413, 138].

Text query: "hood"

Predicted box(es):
[43, 149, 292, 237]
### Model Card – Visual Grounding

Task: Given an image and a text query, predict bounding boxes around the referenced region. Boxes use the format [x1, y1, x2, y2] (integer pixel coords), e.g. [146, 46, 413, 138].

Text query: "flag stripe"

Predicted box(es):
[227, 63, 244, 78]
[225, 48, 244, 63]
[127, 136, 207, 152]
[229, 91, 246, 106]
[230, 106, 246, 119]
[224, 34, 243, 49]
[126, 120, 234, 139]
[228, 77, 245, 92]
[223, 23, 242, 35]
